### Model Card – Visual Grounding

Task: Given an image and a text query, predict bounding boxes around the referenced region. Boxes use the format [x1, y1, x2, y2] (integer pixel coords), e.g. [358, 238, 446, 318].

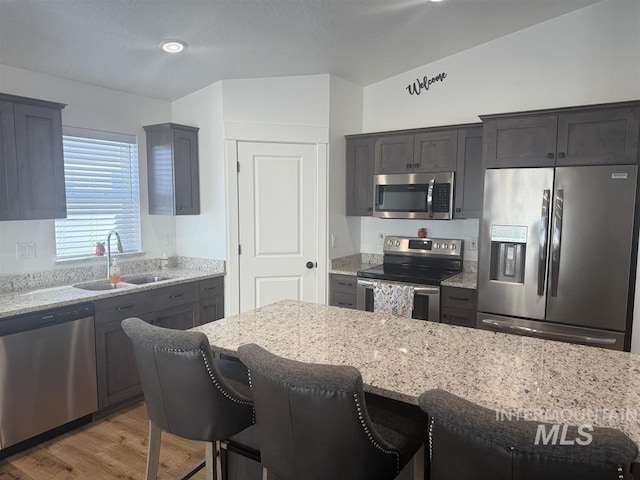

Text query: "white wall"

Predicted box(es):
[360, 0, 640, 262]
[328, 75, 364, 259]
[0, 65, 172, 275]
[171, 82, 226, 260]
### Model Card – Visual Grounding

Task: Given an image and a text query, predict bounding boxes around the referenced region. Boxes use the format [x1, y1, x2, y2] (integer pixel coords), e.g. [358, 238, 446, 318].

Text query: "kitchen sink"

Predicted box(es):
[72, 280, 134, 291]
[121, 275, 173, 285]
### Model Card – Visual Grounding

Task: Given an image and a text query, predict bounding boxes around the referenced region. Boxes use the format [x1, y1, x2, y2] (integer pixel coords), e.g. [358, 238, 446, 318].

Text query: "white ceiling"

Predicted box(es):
[0, 0, 601, 101]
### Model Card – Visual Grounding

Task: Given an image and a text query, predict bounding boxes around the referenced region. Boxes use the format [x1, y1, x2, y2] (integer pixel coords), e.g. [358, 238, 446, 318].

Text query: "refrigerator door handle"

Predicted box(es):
[427, 178, 434, 218]
[537, 189, 551, 296]
[549, 189, 564, 296]
[481, 319, 616, 346]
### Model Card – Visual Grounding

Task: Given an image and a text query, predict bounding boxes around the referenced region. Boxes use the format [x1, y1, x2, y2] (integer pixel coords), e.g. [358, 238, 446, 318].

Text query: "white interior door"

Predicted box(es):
[238, 142, 318, 312]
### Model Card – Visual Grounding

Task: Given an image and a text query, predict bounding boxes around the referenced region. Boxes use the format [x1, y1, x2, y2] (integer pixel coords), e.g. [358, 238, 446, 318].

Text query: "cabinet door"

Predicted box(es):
[413, 130, 457, 172]
[374, 134, 414, 174]
[0, 101, 19, 220]
[199, 297, 224, 325]
[454, 127, 483, 219]
[95, 313, 153, 410]
[13, 103, 66, 219]
[483, 116, 557, 168]
[441, 307, 476, 328]
[153, 302, 197, 330]
[346, 137, 375, 216]
[557, 107, 640, 166]
[173, 127, 200, 215]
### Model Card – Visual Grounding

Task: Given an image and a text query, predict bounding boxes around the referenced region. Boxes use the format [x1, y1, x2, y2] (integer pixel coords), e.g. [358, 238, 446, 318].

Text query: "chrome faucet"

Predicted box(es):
[106, 230, 123, 279]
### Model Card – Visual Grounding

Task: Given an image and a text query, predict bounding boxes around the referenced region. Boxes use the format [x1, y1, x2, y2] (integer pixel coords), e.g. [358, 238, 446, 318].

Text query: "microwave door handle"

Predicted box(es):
[427, 178, 435, 218]
[537, 189, 550, 296]
[549, 189, 564, 297]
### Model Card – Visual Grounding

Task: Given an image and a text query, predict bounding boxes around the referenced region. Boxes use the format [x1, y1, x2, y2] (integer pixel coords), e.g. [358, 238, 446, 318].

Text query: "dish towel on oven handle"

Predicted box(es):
[373, 281, 415, 318]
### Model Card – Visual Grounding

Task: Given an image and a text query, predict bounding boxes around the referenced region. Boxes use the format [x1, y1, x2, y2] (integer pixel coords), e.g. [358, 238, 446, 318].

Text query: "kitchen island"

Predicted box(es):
[193, 299, 640, 452]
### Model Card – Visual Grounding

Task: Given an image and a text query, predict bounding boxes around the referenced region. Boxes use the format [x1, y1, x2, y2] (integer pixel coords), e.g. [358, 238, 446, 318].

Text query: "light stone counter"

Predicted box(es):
[329, 253, 383, 276]
[441, 272, 478, 289]
[0, 267, 224, 319]
[194, 299, 640, 452]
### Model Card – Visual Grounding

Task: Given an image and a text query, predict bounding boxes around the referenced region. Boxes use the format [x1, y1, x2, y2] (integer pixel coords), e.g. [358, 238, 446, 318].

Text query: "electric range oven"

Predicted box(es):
[357, 236, 463, 322]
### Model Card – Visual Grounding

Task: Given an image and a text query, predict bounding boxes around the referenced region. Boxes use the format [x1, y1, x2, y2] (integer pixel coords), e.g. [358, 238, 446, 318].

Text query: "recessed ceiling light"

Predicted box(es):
[160, 40, 186, 54]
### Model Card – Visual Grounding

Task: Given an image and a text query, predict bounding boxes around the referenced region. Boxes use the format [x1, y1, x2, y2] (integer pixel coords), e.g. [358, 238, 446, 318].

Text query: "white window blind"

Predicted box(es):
[55, 127, 141, 260]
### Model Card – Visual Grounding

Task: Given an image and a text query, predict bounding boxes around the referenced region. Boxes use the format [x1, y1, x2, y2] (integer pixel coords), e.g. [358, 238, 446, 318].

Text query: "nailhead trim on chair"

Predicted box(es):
[155, 347, 252, 406]
[618, 465, 624, 479]
[428, 417, 434, 463]
[352, 392, 400, 474]
[246, 369, 256, 423]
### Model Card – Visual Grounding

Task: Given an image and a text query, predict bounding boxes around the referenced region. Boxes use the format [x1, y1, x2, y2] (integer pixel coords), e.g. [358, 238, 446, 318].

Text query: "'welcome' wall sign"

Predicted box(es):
[406, 72, 447, 95]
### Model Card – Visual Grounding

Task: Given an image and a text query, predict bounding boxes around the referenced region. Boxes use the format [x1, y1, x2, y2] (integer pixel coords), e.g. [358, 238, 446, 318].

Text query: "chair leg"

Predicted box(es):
[205, 442, 215, 480]
[215, 440, 223, 480]
[146, 421, 162, 480]
[262, 466, 268, 480]
[412, 443, 426, 480]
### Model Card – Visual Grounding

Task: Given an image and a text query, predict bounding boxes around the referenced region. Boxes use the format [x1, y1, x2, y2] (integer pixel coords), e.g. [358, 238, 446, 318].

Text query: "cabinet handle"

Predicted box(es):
[337, 302, 353, 307]
[413, 163, 420, 168]
[448, 296, 469, 302]
[337, 281, 353, 287]
[116, 304, 135, 310]
[547, 153, 555, 159]
[367, 207, 373, 212]
[169, 294, 184, 299]
[204, 287, 219, 291]
[406, 163, 412, 169]
[558, 152, 566, 158]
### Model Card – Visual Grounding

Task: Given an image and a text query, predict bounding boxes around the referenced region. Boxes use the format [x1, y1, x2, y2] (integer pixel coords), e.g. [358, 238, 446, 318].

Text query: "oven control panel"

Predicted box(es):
[383, 236, 463, 257]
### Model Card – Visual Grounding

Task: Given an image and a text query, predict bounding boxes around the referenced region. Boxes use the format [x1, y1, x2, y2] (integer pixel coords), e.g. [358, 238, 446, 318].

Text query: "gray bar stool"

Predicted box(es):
[122, 317, 259, 480]
[418, 389, 638, 480]
[237, 343, 427, 480]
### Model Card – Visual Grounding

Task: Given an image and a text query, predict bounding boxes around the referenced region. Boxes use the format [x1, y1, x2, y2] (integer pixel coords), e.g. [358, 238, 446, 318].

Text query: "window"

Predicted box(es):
[55, 127, 141, 260]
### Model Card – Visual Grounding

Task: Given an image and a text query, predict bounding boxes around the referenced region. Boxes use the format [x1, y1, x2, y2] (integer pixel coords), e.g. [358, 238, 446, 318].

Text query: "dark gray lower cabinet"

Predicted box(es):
[329, 274, 357, 309]
[198, 277, 224, 325]
[94, 277, 224, 412]
[440, 286, 478, 328]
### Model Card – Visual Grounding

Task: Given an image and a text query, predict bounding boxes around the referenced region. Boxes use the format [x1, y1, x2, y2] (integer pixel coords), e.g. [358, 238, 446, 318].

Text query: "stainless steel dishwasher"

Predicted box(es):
[0, 303, 98, 450]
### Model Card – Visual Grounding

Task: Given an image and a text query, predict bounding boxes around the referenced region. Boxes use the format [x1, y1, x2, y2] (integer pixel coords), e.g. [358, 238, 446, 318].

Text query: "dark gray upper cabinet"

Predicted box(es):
[414, 129, 458, 172]
[482, 102, 640, 169]
[0, 93, 66, 221]
[346, 136, 375, 216]
[144, 123, 200, 215]
[483, 115, 558, 168]
[374, 134, 414, 174]
[556, 107, 640, 166]
[454, 126, 483, 219]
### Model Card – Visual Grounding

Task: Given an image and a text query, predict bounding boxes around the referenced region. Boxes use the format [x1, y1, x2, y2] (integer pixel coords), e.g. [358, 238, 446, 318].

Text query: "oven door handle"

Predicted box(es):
[414, 286, 440, 295]
[357, 279, 376, 288]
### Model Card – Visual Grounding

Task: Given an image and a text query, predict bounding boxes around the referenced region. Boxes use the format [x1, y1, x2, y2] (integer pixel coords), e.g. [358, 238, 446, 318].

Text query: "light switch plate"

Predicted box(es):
[16, 241, 36, 259]
[469, 237, 478, 250]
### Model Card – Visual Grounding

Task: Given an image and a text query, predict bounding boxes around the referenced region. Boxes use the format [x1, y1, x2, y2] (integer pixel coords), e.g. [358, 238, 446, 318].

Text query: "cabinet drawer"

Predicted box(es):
[153, 282, 199, 311]
[94, 291, 153, 325]
[200, 277, 224, 297]
[330, 292, 357, 310]
[441, 286, 477, 310]
[441, 307, 476, 328]
[330, 274, 357, 294]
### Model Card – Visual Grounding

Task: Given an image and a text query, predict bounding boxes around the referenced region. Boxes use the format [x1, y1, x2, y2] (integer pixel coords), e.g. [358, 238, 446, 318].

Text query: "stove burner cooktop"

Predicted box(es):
[357, 235, 463, 286]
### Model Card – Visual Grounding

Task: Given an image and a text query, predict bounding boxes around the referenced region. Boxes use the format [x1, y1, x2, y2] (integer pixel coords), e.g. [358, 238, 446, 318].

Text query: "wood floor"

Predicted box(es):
[0, 403, 206, 480]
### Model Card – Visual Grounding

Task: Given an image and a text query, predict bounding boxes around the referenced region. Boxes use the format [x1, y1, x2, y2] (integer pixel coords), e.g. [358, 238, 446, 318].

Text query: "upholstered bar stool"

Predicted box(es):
[122, 318, 259, 480]
[237, 343, 427, 480]
[418, 389, 638, 480]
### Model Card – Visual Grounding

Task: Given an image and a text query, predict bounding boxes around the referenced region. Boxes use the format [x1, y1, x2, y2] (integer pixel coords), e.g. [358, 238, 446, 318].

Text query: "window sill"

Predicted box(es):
[54, 251, 145, 266]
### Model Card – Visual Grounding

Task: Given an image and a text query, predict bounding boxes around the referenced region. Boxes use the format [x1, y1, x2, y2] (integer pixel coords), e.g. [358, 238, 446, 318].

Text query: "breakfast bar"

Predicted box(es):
[193, 299, 640, 453]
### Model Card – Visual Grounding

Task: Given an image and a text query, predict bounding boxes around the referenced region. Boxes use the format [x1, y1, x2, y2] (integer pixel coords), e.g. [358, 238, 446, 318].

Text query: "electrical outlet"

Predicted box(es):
[16, 241, 36, 259]
[331, 234, 336, 248]
[469, 237, 478, 251]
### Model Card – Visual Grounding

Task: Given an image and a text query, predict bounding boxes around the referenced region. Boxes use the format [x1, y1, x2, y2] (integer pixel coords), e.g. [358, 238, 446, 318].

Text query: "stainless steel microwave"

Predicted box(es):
[373, 172, 454, 219]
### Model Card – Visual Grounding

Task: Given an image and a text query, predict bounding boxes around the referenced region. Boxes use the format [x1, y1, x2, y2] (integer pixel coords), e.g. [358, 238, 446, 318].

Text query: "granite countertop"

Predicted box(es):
[0, 267, 224, 319]
[329, 262, 380, 276]
[193, 299, 640, 451]
[441, 272, 478, 289]
[329, 253, 382, 276]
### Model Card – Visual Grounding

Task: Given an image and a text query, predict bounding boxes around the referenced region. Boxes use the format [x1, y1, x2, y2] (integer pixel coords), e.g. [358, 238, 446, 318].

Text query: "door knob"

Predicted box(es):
[306, 261, 315, 269]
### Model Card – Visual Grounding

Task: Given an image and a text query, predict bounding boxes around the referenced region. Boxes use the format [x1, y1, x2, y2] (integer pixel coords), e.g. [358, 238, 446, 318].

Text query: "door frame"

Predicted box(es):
[225, 123, 329, 315]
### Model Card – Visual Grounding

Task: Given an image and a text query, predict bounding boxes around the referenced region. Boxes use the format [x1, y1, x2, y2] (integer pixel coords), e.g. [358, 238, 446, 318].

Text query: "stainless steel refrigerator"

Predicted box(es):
[477, 165, 638, 350]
